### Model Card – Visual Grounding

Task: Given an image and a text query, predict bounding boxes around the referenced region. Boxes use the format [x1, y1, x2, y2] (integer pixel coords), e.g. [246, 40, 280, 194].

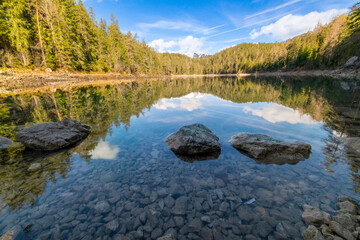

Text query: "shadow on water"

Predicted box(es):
[232, 148, 310, 165]
[172, 150, 222, 163]
[0, 76, 359, 238]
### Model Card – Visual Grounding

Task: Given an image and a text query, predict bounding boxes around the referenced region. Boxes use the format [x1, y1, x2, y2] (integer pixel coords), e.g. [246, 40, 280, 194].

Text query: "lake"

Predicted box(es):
[0, 76, 359, 240]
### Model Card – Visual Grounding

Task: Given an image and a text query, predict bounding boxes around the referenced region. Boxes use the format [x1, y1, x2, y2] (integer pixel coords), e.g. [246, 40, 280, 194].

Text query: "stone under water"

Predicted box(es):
[229, 133, 311, 165]
[0, 137, 12, 150]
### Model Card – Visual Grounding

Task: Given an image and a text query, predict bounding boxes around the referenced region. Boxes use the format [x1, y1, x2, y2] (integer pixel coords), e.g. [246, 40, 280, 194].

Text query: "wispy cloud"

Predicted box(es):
[193, 24, 227, 35]
[245, 0, 303, 19]
[205, 13, 290, 39]
[137, 20, 224, 36]
[138, 20, 199, 31]
[221, 37, 249, 43]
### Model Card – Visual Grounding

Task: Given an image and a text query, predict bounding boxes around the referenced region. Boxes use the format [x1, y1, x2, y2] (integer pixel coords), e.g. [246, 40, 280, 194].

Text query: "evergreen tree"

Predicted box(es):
[3, 0, 33, 66]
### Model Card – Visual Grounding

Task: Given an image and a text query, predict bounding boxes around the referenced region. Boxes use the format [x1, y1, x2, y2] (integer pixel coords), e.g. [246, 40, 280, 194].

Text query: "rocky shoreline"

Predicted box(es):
[0, 68, 359, 93]
[302, 197, 360, 240]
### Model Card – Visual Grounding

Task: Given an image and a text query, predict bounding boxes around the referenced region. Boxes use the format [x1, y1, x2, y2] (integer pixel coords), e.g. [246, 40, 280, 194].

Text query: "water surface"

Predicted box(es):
[0, 76, 359, 239]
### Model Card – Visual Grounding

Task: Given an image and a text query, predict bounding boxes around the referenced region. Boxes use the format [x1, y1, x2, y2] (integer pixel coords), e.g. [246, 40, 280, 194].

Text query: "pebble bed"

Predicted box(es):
[0, 141, 359, 240]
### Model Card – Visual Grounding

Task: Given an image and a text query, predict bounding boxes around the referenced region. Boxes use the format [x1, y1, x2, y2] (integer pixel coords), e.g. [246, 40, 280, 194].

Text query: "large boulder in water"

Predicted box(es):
[229, 133, 311, 165]
[166, 123, 221, 156]
[0, 137, 12, 150]
[15, 118, 91, 151]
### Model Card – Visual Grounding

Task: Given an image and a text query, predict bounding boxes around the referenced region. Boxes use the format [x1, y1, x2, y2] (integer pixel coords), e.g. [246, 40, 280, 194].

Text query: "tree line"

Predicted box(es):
[0, 0, 162, 73]
[0, 1, 359, 74]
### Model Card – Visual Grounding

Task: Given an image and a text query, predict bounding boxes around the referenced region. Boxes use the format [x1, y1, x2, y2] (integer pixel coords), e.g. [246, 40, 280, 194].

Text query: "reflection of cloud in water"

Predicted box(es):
[90, 141, 120, 160]
[243, 103, 318, 125]
[332, 130, 347, 138]
[148, 111, 209, 123]
[154, 93, 205, 111]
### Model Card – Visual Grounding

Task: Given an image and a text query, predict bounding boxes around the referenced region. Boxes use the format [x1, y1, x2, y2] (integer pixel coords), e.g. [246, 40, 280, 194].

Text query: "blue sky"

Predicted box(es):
[83, 0, 356, 56]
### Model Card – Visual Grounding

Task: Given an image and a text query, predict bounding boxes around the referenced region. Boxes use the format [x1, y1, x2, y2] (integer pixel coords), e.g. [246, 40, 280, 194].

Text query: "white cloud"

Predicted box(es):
[178, 36, 204, 56]
[243, 103, 318, 124]
[250, 9, 348, 40]
[154, 93, 205, 111]
[149, 35, 205, 57]
[149, 39, 176, 53]
[90, 141, 120, 160]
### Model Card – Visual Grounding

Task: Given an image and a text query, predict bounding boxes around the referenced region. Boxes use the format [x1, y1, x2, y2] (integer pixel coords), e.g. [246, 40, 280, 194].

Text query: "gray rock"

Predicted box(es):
[338, 201, 358, 215]
[187, 218, 202, 232]
[105, 220, 119, 231]
[171, 196, 188, 215]
[344, 56, 360, 67]
[94, 201, 111, 213]
[28, 163, 41, 171]
[158, 199, 165, 209]
[174, 216, 184, 227]
[0, 137, 12, 150]
[229, 133, 311, 164]
[201, 215, 211, 223]
[134, 229, 144, 238]
[164, 195, 175, 208]
[151, 227, 163, 239]
[302, 205, 332, 226]
[334, 213, 357, 231]
[255, 221, 273, 238]
[157, 234, 175, 240]
[302, 225, 324, 240]
[150, 191, 158, 202]
[215, 189, 224, 200]
[147, 210, 159, 228]
[276, 222, 287, 236]
[166, 124, 221, 155]
[163, 218, 176, 230]
[139, 211, 147, 223]
[212, 229, 222, 240]
[329, 221, 355, 240]
[219, 202, 229, 212]
[15, 118, 91, 151]
[200, 227, 213, 240]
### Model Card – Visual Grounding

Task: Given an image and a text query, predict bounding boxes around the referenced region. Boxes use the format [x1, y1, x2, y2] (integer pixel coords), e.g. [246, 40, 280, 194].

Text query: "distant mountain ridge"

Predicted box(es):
[193, 53, 209, 58]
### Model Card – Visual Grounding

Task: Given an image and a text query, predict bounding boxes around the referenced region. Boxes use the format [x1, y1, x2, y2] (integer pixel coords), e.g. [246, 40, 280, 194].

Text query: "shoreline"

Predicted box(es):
[0, 68, 359, 93]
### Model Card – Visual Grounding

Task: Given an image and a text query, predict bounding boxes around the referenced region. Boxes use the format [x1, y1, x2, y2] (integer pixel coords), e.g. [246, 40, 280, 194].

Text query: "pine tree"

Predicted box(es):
[4, 0, 33, 66]
[0, 0, 8, 48]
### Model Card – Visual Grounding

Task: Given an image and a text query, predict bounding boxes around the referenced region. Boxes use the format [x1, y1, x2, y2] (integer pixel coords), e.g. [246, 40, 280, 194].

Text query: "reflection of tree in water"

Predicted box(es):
[322, 133, 360, 192]
[0, 76, 341, 138]
[0, 147, 73, 210]
[0, 76, 359, 208]
[322, 84, 360, 192]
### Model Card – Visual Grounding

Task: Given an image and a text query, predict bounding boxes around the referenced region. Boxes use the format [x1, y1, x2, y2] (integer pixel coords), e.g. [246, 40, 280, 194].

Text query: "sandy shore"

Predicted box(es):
[0, 68, 359, 93]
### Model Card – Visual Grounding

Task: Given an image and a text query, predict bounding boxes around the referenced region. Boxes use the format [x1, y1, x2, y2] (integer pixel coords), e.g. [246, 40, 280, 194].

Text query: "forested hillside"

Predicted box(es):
[199, 4, 360, 74]
[0, 0, 359, 74]
[0, 0, 162, 73]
